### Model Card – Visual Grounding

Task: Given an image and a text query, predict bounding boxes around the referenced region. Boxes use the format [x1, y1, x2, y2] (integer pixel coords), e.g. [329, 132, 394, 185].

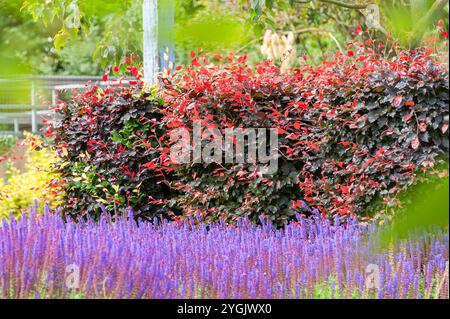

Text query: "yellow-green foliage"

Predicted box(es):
[0, 133, 62, 218]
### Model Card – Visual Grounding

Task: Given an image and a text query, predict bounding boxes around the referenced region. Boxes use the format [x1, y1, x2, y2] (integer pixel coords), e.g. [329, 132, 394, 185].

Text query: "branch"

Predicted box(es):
[317, 0, 369, 9]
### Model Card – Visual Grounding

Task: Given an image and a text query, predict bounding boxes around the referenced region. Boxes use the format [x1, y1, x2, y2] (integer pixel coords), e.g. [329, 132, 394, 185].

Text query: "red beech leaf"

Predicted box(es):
[411, 136, 420, 150]
[393, 96, 403, 107]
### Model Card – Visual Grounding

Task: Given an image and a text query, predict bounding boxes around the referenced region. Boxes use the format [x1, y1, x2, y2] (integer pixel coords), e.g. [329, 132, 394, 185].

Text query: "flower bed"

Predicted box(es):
[0, 203, 448, 299]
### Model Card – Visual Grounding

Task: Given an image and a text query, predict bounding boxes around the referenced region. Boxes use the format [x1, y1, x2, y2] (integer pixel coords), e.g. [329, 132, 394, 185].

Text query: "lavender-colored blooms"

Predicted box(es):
[0, 204, 448, 299]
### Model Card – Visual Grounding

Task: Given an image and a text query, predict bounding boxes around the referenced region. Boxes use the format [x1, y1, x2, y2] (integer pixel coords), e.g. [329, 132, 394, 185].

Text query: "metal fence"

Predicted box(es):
[0, 75, 103, 137]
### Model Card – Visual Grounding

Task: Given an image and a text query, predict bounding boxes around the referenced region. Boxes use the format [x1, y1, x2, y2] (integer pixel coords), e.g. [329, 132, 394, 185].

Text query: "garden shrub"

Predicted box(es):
[50, 75, 175, 220]
[308, 45, 449, 217]
[0, 133, 62, 217]
[50, 43, 449, 225]
[158, 45, 448, 225]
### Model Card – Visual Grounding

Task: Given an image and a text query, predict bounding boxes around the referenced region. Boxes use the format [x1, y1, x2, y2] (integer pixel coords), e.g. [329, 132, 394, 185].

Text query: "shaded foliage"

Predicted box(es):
[50, 61, 175, 220]
[159, 43, 449, 225]
[50, 43, 448, 225]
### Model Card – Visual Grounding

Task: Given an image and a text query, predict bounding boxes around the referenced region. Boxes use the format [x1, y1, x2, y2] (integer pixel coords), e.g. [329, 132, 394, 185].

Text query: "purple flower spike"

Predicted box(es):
[0, 203, 447, 299]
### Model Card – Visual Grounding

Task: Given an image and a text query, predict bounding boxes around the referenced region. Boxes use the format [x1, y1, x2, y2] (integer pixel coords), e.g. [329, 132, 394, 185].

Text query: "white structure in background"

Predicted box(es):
[260, 30, 296, 74]
[142, 0, 159, 85]
[1, 0, 169, 136]
[0, 76, 113, 136]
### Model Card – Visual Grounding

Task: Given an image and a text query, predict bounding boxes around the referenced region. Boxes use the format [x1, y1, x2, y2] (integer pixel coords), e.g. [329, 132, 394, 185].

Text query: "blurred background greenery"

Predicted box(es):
[1, 0, 448, 77]
[375, 167, 449, 247]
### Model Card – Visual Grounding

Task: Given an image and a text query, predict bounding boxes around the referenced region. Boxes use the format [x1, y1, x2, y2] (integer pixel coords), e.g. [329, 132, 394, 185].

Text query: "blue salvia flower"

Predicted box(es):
[0, 203, 448, 299]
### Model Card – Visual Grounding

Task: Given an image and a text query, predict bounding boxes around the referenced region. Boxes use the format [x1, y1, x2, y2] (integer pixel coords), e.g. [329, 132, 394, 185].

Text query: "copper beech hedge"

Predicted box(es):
[49, 42, 449, 225]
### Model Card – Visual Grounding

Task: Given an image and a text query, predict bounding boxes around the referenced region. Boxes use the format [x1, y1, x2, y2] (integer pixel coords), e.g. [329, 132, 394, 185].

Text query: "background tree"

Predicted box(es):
[249, 0, 449, 48]
[1, 0, 448, 76]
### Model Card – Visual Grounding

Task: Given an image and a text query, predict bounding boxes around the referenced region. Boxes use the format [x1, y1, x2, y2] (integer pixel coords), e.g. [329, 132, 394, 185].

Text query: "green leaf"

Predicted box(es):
[376, 173, 449, 247]
[54, 29, 70, 53]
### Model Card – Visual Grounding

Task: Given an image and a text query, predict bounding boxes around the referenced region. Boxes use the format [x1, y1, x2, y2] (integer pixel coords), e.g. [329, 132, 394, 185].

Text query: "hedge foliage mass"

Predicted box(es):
[51, 43, 449, 225]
